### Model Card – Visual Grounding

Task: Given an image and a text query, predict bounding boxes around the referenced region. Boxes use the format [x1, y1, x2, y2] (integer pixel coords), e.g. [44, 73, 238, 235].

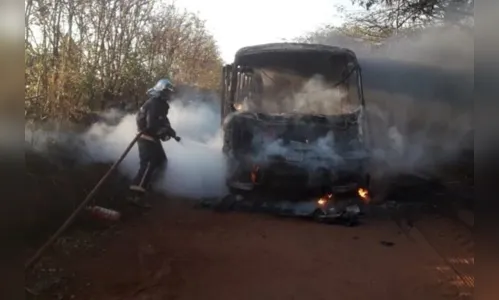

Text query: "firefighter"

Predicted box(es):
[128, 78, 181, 208]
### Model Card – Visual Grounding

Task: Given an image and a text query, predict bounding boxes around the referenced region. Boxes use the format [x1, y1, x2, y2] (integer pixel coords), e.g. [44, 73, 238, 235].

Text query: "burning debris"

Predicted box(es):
[357, 188, 370, 203]
[221, 43, 370, 199]
[317, 193, 332, 206]
[215, 43, 372, 224]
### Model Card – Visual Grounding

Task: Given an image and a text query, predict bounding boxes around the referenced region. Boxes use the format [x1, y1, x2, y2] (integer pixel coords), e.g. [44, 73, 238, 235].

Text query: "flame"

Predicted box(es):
[234, 103, 243, 111]
[357, 188, 370, 203]
[250, 165, 260, 184]
[317, 193, 332, 206]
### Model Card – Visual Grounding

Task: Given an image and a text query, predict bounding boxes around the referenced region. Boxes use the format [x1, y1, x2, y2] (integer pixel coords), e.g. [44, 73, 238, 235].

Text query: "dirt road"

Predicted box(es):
[26, 197, 473, 300]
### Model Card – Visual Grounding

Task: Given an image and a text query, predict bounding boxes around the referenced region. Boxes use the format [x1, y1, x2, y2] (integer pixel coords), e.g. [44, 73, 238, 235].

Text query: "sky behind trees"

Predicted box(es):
[175, 0, 358, 62]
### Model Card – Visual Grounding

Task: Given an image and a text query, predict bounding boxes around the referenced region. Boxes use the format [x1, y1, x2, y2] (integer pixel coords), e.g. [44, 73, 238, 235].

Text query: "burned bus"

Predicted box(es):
[219, 43, 371, 222]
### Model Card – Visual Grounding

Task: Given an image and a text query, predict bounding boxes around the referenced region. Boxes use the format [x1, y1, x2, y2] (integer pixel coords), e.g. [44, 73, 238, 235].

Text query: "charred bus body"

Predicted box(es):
[219, 43, 371, 221]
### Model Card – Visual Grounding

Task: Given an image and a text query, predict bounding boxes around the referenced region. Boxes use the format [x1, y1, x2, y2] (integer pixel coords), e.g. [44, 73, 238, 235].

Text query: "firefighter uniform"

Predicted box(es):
[128, 79, 178, 207]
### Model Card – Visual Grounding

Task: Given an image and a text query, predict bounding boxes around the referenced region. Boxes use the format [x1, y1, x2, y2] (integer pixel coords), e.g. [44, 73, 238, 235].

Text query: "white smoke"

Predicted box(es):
[229, 72, 366, 178]
[253, 131, 347, 171]
[304, 25, 473, 177]
[80, 100, 227, 199]
[283, 76, 357, 115]
[240, 72, 358, 115]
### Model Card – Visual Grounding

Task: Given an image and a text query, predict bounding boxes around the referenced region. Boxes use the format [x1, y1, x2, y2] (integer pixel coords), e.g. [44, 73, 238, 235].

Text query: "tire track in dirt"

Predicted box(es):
[397, 213, 474, 299]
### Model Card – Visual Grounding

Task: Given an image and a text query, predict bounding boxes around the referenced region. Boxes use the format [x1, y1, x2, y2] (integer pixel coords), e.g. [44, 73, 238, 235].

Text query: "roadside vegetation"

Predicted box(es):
[298, 0, 473, 44]
[25, 0, 223, 122]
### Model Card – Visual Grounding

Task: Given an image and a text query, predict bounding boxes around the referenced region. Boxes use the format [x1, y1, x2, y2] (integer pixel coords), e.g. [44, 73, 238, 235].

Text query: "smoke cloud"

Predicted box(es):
[231, 71, 367, 179]
[80, 99, 228, 199]
[251, 131, 347, 172]
[239, 72, 358, 115]
[25, 97, 228, 200]
[366, 27, 473, 178]
[303, 24, 473, 181]
[289, 76, 357, 115]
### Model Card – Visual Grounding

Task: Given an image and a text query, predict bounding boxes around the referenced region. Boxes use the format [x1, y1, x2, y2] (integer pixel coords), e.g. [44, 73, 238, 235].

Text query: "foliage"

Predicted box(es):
[25, 0, 223, 121]
[347, 0, 474, 39]
[352, 0, 474, 21]
[298, 0, 473, 46]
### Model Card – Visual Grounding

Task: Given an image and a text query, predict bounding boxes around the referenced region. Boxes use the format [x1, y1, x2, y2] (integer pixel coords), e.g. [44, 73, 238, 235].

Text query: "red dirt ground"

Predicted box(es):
[26, 196, 473, 300]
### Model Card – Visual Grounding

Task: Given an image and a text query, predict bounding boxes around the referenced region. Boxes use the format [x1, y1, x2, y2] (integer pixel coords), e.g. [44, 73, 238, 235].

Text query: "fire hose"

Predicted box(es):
[25, 132, 183, 271]
[25, 132, 142, 271]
